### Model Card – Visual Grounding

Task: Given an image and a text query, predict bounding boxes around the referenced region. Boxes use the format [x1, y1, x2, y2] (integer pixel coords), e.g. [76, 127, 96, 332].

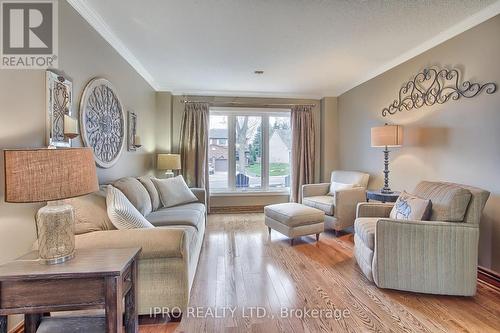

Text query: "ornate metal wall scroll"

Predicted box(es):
[382, 68, 497, 117]
[46, 71, 72, 147]
[80, 78, 125, 168]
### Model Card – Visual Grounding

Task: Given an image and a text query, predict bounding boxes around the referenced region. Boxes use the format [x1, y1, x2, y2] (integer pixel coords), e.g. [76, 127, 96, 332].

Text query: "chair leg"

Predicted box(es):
[268, 227, 271, 235]
[290, 238, 294, 246]
[316, 233, 320, 242]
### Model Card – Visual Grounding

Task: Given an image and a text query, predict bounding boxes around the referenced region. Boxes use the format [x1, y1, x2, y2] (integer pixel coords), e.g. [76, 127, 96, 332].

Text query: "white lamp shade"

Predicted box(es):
[371, 125, 403, 147]
[157, 154, 181, 170]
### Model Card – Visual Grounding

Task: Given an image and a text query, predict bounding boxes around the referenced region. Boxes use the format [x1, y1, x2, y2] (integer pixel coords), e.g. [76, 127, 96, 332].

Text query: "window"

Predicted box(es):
[208, 115, 228, 190]
[208, 108, 291, 193]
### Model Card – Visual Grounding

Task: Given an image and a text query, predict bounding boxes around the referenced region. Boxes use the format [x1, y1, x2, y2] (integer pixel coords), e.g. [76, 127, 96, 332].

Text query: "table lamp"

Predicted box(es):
[371, 124, 403, 194]
[4, 148, 98, 264]
[157, 153, 181, 178]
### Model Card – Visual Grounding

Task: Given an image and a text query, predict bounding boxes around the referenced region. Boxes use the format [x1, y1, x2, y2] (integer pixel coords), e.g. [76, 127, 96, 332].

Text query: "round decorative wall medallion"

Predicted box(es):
[80, 78, 125, 168]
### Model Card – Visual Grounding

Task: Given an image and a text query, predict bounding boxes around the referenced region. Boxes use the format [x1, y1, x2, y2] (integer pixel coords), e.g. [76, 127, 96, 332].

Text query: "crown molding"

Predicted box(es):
[336, 0, 500, 96]
[67, 0, 159, 91]
[169, 89, 323, 100]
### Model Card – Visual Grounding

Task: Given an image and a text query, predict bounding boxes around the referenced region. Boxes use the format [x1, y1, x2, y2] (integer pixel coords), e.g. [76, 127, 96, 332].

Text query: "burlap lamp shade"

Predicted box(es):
[3, 148, 98, 264]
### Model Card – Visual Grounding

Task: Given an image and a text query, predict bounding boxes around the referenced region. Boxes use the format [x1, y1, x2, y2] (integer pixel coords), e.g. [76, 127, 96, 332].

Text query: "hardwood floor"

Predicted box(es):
[141, 213, 500, 333]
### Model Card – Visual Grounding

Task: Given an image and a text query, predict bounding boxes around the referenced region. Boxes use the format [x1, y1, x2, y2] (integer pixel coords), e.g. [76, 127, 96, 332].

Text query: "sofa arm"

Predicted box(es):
[190, 188, 206, 206]
[302, 183, 330, 199]
[75, 227, 188, 260]
[356, 202, 394, 218]
[374, 219, 479, 295]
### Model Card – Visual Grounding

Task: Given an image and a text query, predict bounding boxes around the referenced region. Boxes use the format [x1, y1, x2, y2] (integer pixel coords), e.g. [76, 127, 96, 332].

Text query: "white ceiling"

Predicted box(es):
[69, 0, 500, 98]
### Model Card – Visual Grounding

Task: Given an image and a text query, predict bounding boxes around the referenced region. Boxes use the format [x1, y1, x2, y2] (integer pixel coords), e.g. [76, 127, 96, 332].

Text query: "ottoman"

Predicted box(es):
[264, 203, 325, 245]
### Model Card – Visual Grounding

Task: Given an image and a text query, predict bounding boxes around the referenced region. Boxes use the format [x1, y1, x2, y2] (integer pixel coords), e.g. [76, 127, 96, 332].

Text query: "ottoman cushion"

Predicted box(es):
[265, 203, 324, 227]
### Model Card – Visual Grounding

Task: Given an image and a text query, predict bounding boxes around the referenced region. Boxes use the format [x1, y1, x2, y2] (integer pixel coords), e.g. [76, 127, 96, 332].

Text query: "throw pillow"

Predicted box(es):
[390, 191, 432, 221]
[113, 177, 152, 216]
[328, 182, 355, 196]
[151, 175, 198, 208]
[138, 175, 162, 211]
[106, 185, 155, 229]
[64, 189, 116, 235]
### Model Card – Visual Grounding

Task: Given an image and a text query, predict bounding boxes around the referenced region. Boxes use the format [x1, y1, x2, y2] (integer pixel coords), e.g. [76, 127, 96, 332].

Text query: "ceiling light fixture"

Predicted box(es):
[254, 70, 264, 75]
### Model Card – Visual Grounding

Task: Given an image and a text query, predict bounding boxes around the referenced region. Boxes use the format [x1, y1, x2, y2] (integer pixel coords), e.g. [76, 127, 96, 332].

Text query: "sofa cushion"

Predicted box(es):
[146, 203, 205, 231]
[64, 190, 116, 234]
[138, 176, 162, 211]
[264, 203, 324, 227]
[303, 196, 335, 216]
[354, 217, 378, 250]
[113, 177, 152, 216]
[413, 181, 472, 222]
[152, 176, 198, 208]
[389, 191, 432, 221]
[106, 185, 155, 229]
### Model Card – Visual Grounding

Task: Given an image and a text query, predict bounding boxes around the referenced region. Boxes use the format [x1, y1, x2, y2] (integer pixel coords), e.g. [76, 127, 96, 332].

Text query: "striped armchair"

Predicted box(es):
[354, 181, 490, 296]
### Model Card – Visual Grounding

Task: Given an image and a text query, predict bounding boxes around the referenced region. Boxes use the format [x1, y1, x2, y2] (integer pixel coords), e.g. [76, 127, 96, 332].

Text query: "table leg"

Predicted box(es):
[105, 276, 123, 333]
[0, 315, 7, 333]
[124, 260, 138, 333]
[25, 313, 41, 333]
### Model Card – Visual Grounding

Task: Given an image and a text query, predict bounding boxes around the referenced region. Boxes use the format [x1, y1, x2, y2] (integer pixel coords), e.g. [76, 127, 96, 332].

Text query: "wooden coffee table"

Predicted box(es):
[0, 247, 141, 333]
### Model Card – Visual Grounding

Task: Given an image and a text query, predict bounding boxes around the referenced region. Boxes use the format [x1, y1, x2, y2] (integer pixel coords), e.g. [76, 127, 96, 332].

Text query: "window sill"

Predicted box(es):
[210, 190, 290, 197]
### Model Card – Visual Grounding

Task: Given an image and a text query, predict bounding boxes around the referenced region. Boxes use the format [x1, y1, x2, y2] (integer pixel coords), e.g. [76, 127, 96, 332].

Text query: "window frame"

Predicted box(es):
[209, 107, 291, 195]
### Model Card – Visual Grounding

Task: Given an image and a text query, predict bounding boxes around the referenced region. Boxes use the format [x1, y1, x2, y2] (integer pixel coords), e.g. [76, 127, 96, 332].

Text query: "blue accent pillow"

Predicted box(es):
[390, 191, 432, 221]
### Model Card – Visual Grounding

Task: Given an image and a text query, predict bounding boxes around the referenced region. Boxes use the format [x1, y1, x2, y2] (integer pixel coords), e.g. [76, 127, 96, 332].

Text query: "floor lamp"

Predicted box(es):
[370, 124, 403, 194]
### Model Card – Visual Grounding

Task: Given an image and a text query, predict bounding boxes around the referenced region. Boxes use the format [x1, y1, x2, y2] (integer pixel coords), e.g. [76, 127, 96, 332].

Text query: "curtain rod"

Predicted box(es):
[181, 100, 316, 108]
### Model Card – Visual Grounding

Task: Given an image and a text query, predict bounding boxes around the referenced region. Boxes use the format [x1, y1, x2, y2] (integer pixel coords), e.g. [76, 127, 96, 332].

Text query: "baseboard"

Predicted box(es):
[210, 205, 265, 213]
[477, 266, 500, 291]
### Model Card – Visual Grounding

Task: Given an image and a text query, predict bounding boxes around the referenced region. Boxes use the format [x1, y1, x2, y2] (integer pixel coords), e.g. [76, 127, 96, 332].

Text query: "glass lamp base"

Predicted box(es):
[36, 201, 76, 265]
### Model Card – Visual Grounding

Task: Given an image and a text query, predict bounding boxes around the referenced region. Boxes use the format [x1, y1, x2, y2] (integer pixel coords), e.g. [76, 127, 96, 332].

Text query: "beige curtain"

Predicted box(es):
[180, 102, 209, 196]
[290, 105, 315, 203]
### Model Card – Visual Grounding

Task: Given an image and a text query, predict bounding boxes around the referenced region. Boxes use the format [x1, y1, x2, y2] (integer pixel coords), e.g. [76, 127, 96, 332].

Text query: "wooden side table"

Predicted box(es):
[0, 247, 141, 333]
[366, 190, 401, 203]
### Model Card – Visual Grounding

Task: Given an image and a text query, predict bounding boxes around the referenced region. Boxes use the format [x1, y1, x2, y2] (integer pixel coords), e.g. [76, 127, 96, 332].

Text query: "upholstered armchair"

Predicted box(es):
[301, 170, 369, 232]
[354, 181, 490, 296]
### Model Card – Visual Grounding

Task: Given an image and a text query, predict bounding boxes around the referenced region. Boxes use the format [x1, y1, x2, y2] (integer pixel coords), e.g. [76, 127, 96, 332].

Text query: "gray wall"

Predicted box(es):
[338, 15, 500, 272]
[320, 97, 339, 182]
[0, 0, 156, 269]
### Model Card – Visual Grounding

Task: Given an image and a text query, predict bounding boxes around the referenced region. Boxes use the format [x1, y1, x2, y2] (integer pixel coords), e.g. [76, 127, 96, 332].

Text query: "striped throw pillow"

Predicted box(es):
[106, 185, 154, 229]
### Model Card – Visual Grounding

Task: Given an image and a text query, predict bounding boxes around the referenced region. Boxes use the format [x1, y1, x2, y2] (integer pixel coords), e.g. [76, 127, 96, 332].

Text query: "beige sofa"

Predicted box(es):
[302, 170, 369, 232]
[354, 181, 489, 296]
[64, 176, 206, 315]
